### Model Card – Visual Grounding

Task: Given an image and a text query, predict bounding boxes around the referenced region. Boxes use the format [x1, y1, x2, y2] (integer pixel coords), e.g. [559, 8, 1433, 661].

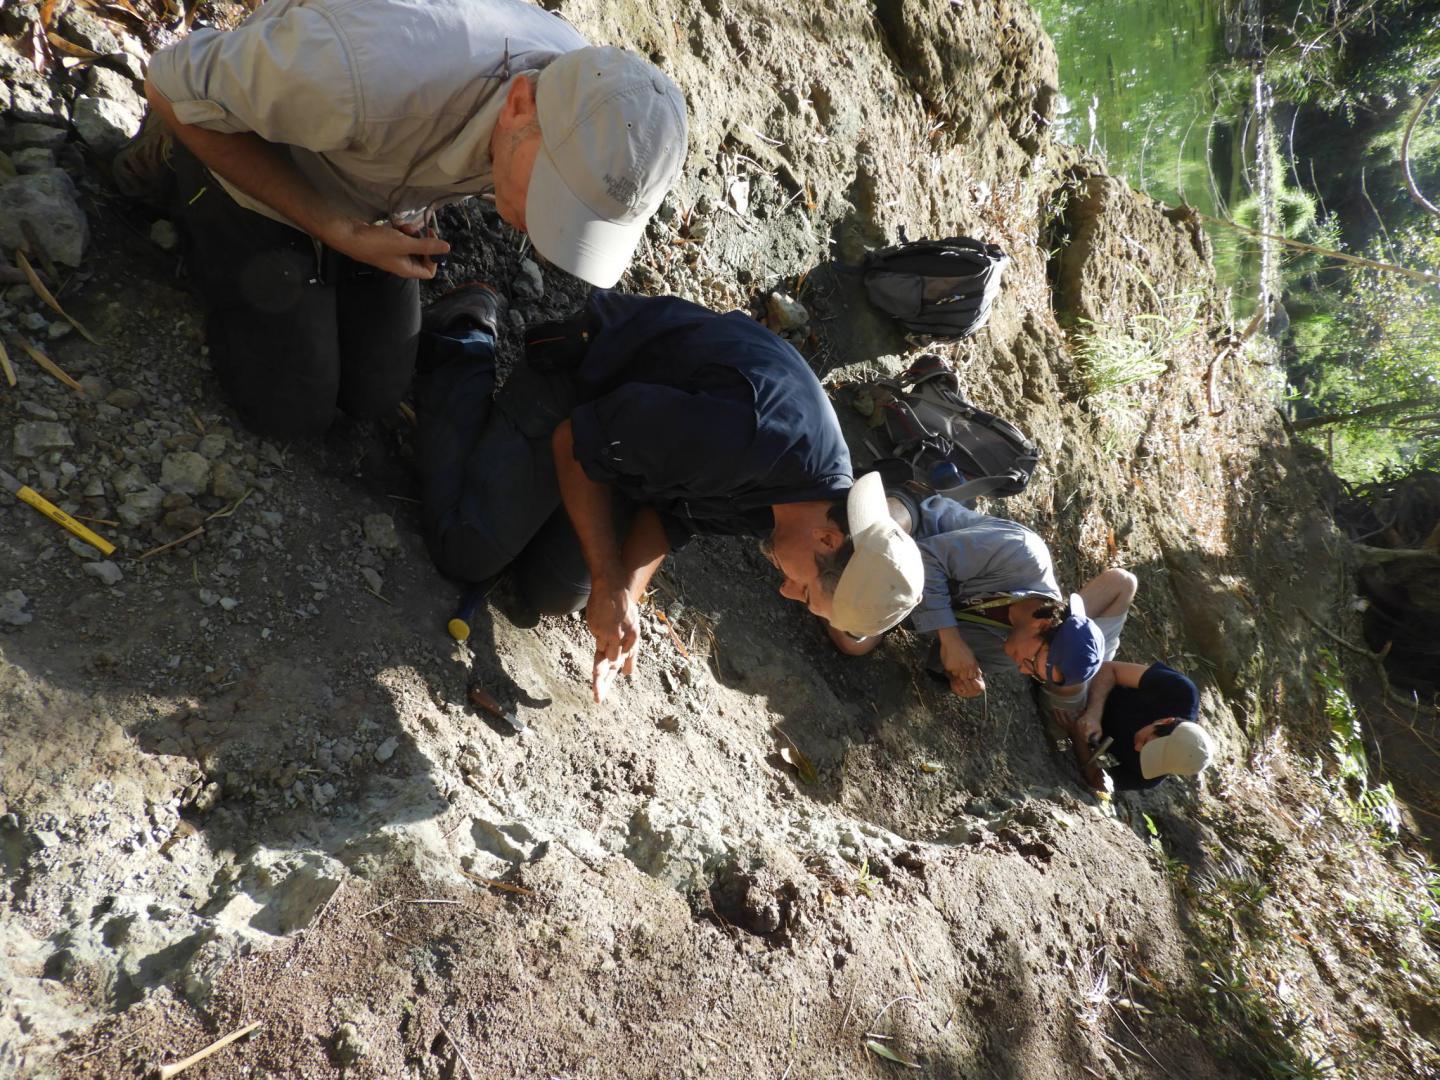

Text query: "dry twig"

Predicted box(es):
[460, 867, 535, 897]
[15, 248, 99, 344]
[138, 489, 253, 560]
[866, 993, 921, 1033]
[156, 1020, 262, 1079]
[439, 1019, 479, 1080]
[9, 334, 82, 391]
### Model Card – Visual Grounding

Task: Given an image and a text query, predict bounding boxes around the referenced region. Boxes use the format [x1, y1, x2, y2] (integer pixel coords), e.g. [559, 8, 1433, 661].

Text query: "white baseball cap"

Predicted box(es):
[829, 472, 924, 638]
[1140, 720, 1215, 779]
[530, 47, 688, 288]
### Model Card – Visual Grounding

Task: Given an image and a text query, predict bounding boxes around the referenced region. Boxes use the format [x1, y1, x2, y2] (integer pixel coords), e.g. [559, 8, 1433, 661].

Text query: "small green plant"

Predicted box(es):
[1315, 648, 1405, 843]
[853, 857, 879, 899]
[1072, 318, 1168, 394]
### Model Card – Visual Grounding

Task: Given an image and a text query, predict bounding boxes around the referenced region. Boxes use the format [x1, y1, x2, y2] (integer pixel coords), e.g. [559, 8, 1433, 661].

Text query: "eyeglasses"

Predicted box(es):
[1024, 636, 1048, 681]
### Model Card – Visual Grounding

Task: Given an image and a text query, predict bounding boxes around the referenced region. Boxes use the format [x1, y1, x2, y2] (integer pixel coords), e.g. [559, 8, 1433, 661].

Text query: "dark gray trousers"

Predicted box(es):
[414, 328, 634, 615]
[173, 145, 419, 437]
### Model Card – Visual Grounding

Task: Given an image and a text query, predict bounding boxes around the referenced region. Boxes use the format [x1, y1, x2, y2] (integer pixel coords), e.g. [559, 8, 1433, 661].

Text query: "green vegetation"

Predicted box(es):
[1285, 220, 1440, 480]
[1074, 289, 1203, 396]
[1145, 815, 1345, 1078]
[1315, 648, 1404, 839]
[1233, 2, 1440, 482]
[1235, 0, 1440, 115]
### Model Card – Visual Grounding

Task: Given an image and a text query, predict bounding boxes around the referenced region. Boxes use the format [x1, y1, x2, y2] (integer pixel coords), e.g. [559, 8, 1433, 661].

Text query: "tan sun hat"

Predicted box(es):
[829, 472, 924, 638]
[1140, 720, 1215, 779]
[529, 46, 688, 288]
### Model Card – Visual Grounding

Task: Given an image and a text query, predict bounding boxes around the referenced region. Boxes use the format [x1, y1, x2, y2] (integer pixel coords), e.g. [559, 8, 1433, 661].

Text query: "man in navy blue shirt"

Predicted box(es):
[1066, 661, 1215, 790]
[416, 287, 920, 702]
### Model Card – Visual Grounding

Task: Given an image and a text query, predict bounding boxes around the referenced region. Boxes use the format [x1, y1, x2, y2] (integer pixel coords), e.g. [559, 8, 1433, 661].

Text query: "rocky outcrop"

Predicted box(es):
[1052, 170, 1214, 327]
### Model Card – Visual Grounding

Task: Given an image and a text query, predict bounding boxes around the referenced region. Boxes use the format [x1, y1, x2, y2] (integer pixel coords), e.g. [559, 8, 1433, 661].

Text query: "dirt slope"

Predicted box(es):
[1, 1, 1437, 1078]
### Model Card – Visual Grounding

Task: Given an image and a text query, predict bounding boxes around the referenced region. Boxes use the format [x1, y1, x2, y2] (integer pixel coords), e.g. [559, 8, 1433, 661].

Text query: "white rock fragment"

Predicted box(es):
[516, 256, 544, 298]
[67, 538, 102, 559]
[118, 487, 164, 526]
[160, 451, 211, 495]
[150, 220, 179, 252]
[0, 590, 33, 626]
[71, 94, 143, 156]
[766, 291, 809, 331]
[361, 513, 401, 552]
[12, 421, 74, 458]
[83, 561, 123, 586]
[0, 170, 89, 266]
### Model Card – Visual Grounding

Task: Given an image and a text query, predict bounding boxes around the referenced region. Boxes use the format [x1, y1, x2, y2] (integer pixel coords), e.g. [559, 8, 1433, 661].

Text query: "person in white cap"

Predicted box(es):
[1064, 660, 1215, 791]
[127, 0, 687, 436]
[762, 472, 925, 643]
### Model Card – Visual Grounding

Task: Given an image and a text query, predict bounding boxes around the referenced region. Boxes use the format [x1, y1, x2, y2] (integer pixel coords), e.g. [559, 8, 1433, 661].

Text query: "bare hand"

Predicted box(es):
[1075, 711, 1103, 746]
[587, 583, 640, 704]
[321, 218, 450, 279]
[940, 634, 985, 698]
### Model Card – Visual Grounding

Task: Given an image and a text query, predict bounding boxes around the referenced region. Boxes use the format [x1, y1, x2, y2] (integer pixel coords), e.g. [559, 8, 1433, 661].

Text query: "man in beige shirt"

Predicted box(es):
[132, 0, 687, 435]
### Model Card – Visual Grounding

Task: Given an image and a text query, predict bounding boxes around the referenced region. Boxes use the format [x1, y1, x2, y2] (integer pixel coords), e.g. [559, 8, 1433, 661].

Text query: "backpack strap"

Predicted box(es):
[934, 470, 1032, 504]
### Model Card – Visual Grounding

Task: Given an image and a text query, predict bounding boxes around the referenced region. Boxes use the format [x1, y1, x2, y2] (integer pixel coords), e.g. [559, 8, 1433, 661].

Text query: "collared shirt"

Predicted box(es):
[905, 496, 1061, 635]
[147, 0, 587, 228]
[568, 292, 853, 544]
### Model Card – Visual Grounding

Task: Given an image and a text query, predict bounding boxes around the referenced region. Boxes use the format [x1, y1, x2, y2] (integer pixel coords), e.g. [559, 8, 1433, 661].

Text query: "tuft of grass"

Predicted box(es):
[1072, 289, 1202, 399]
[1073, 321, 1169, 395]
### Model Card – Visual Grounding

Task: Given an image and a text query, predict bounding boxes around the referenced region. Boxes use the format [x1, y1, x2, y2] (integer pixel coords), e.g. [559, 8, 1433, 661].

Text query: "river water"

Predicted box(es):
[1031, 0, 1269, 307]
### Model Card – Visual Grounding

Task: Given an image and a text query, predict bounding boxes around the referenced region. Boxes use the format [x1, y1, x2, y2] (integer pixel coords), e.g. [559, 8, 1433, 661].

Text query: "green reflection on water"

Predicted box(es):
[1032, 0, 1256, 295]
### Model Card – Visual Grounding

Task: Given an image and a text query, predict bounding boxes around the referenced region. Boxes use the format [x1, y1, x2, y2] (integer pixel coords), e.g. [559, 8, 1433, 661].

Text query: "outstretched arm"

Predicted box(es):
[553, 420, 671, 703]
[1073, 660, 1149, 742]
[145, 81, 448, 278]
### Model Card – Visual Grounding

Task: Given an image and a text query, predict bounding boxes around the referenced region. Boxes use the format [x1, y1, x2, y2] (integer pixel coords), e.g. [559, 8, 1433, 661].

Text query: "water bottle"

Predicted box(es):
[930, 461, 965, 491]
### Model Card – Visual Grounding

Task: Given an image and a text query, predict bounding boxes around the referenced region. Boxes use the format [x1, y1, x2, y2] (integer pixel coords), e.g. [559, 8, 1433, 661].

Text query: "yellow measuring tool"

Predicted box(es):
[0, 467, 115, 556]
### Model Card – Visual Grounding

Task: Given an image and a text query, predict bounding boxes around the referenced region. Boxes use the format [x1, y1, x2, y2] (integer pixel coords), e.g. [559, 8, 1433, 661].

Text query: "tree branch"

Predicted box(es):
[1402, 77, 1440, 217]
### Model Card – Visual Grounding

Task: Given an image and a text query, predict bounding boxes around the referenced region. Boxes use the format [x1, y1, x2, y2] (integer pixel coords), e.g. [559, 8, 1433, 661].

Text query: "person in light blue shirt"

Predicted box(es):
[800, 486, 1136, 715]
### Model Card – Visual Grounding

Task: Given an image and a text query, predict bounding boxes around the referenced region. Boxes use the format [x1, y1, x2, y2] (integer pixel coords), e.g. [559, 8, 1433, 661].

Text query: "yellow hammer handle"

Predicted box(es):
[15, 485, 116, 556]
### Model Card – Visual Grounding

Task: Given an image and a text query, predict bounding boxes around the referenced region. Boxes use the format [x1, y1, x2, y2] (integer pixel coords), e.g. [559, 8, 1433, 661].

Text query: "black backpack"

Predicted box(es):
[861, 236, 1009, 338]
[859, 353, 1039, 503]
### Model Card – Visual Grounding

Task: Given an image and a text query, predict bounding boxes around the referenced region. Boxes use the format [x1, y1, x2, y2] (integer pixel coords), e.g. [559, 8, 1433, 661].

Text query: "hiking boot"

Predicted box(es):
[421, 282, 504, 338]
[112, 108, 175, 208]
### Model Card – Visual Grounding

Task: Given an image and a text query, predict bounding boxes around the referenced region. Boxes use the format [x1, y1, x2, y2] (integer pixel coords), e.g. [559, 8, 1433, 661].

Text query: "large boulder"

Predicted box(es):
[0, 40, 67, 125]
[0, 169, 89, 266]
[71, 94, 143, 156]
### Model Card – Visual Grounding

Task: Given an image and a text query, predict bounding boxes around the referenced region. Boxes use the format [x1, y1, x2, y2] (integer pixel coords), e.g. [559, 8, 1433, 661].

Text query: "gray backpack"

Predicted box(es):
[861, 236, 1009, 338]
[861, 353, 1039, 504]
